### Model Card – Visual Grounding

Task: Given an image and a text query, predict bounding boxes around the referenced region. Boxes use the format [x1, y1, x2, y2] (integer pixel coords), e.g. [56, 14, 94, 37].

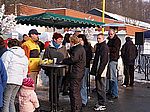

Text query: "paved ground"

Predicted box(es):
[36, 71, 150, 112]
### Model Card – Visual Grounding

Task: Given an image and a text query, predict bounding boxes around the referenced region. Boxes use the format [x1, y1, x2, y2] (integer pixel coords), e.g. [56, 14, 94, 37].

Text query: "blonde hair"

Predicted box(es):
[69, 35, 79, 44]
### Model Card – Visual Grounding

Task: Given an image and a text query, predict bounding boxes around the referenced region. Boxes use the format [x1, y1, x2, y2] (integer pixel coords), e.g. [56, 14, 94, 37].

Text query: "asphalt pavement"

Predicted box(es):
[37, 72, 150, 112]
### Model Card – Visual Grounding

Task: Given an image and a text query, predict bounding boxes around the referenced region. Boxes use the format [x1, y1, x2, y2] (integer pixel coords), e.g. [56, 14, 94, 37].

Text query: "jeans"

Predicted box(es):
[2, 84, 20, 112]
[81, 68, 89, 105]
[108, 61, 118, 97]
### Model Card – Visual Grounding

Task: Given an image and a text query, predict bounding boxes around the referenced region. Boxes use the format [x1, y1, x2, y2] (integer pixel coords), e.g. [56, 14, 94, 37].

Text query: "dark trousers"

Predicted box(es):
[123, 64, 134, 86]
[62, 73, 70, 93]
[70, 78, 82, 112]
[96, 76, 106, 106]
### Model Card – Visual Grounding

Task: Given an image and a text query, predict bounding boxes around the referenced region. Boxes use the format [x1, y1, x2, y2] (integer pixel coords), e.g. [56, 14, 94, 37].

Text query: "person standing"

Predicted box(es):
[107, 29, 121, 99]
[43, 32, 68, 107]
[21, 34, 30, 44]
[1, 39, 28, 112]
[78, 34, 93, 107]
[73, 28, 81, 37]
[22, 29, 41, 87]
[0, 58, 7, 111]
[19, 78, 40, 112]
[90, 33, 109, 111]
[62, 35, 86, 112]
[121, 37, 138, 87]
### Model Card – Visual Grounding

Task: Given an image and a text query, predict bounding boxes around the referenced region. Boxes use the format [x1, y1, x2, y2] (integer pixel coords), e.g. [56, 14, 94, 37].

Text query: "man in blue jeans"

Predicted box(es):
[107, 29, 121, 99]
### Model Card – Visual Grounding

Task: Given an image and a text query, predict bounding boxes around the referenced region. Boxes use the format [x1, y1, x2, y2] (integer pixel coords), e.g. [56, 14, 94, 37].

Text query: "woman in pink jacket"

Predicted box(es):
[18, 78, 39, 112]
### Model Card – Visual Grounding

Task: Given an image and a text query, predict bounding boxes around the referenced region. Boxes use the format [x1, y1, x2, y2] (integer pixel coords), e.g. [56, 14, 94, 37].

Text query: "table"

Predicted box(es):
[41, 64, 67, 112]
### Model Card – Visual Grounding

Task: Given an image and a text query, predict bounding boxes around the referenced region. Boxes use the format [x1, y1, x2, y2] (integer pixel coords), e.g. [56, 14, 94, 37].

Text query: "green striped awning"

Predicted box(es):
[16, 12, 104, 28]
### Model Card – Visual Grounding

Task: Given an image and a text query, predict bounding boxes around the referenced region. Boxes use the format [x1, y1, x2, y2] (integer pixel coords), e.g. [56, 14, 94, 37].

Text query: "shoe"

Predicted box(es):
[94, 104, 106, 111]
[129, 84, 134, 87]
[111, 96, 118, 99]
[122, 84, 127, 87]
[62, 91, 69, 96]
[92, 88, 97, 93]
[82, 103, 86, 107]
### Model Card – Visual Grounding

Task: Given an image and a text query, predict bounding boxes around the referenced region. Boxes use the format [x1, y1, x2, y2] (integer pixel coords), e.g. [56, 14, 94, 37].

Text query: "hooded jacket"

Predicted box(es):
[121, 38, 138, 65]
[19, 86, 39, 112]
[22, 38, 40, 72]
[1, 46, 28, 85]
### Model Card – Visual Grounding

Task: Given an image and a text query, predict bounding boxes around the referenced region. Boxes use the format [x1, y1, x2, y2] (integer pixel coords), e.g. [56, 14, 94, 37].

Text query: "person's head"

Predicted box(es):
[108, 29, 116, 39]
[22, 34, 30, 42]
[69, 35, 79, 46]
[28, 29, 40, 42]
[64, 33, 71, 43]
[97, 33, 105, 43]
[74, 28, 81, 36]
[22, 77, 35, 88]
[8, 39, 21, 48]
[78, 34, 88, 46]
[52, 32, 63, 45]
[0, 36, 5, 47]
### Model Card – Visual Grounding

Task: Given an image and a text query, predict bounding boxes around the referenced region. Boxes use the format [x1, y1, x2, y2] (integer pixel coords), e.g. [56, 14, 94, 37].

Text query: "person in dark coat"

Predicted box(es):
[121, 37, 138, 87]
[62, 35, 86, 112]
[78, 34, 92, 107]
[0, 58, 7, 111]
[90, 33, 109, 111]
[43, 32, 68, 105]
[0, 37, 7, 57]
[106, 29, 121, 99]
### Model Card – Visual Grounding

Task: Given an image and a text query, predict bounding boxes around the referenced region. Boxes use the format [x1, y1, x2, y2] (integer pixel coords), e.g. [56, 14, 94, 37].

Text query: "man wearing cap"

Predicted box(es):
[22, 29, 40, 87]
[74, 28, 81, 37]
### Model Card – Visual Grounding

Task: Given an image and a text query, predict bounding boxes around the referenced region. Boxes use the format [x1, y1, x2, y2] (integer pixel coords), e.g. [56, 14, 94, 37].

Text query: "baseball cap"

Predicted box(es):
[75, 28, 81, 32]
[22, 78, 34, 87]
[28, 29, 41, 35]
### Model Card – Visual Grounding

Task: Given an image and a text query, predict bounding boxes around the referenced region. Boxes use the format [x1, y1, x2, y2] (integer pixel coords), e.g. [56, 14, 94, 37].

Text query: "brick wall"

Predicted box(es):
[126, 25, 146, 36]
[18, 4, 46, 16]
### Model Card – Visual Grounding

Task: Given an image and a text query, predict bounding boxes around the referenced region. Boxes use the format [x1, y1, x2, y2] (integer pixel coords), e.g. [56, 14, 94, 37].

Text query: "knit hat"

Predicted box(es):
[22, 78, 34, 87]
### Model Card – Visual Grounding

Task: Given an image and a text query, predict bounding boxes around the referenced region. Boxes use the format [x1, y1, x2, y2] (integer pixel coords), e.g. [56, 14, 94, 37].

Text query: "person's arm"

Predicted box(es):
[97, 46, 109, 76]
[0, 59, 7, 88]
[121, 45, 125, 59]
[30, 92, 40, 108]
[22, 45, 30, 59]
[62, 48, 79, 65]
[1, 51, 12, 70]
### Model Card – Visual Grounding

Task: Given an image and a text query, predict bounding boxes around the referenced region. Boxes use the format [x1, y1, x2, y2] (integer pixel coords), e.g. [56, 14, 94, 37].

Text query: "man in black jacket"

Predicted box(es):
[91, 33, 109, 111]
[107, 29, 121, 99]
[121, 37, 138, 87]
